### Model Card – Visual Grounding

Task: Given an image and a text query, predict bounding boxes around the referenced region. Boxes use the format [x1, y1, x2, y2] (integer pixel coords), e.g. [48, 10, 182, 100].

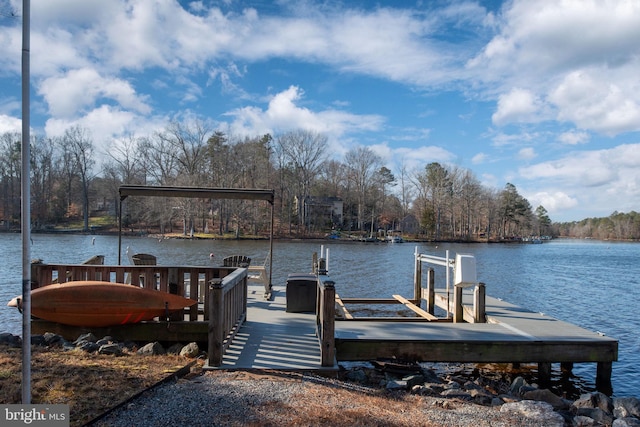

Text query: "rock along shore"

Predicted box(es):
[2, 331, 639, 427]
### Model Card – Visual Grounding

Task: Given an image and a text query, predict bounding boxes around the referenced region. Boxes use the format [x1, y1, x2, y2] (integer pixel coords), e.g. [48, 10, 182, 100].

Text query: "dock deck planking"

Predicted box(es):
[205, 285, 330, 371]
[214, 284, 615, 378]
[335, 288, 616, 362]
[334, 286, 617, 391]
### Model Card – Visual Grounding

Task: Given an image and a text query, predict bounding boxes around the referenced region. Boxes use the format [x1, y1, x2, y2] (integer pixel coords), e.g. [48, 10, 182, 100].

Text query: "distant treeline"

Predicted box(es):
[1, 122, 561, 240]
[553, 211, 640, 241]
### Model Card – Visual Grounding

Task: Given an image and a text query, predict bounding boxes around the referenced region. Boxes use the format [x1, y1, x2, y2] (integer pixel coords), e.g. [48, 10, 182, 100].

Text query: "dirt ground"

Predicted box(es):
[0, 344, 203, 426]
[1, 344, 558, 427]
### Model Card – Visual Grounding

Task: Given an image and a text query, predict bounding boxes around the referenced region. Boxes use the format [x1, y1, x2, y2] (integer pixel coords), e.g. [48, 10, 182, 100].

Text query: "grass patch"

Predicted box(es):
[0, 345, 202, 426]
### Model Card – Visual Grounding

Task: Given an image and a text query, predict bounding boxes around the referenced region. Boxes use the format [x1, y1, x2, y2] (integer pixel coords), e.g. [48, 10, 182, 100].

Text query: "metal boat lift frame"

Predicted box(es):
[118, 185, 275, 296]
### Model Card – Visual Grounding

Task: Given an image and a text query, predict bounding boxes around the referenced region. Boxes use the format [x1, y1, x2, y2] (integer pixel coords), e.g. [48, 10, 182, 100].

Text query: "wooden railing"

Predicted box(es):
[30, 261, 248, 356]
[316, 277, 335, 367]
[207, 268, 248, 367]
[326, 251, 485, 323]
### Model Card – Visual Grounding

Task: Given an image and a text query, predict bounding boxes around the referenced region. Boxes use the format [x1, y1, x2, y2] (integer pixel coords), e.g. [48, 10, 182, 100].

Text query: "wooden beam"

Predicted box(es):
[119, 185, 274, 203]
[338, 298, 400, 304]
[335, 340, 618, 364]
[393, 294, 438, 321]
[334, 294, 353, 320]
[336, 317, 449, 322]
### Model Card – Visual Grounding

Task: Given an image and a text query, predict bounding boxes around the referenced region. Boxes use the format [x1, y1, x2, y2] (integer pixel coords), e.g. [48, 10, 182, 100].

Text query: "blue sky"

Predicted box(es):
[1, 0, 639, 222]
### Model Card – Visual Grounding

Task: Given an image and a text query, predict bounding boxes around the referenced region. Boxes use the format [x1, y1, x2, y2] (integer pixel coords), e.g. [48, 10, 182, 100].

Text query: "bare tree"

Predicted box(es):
[398, 159, 413, 220]
[344, 146, 382, 231]
[276, 130, 328, 233]
[158, 119, 211, 186]
[0, 132, 22, 228]
[30, 136, 56, 226]
[61, 126, 95, 231]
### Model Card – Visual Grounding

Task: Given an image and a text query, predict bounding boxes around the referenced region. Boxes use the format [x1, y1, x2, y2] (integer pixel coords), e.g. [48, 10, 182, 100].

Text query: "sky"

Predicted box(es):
[1, 0, 639, 222]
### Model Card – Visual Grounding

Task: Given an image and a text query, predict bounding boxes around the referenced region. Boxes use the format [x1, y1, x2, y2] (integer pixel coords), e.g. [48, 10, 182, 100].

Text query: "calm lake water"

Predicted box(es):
[1, 233, 638, 397]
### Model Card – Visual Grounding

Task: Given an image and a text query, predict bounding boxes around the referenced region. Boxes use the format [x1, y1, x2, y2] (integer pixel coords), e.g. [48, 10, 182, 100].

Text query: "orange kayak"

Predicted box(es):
[7, 280, 197, 327]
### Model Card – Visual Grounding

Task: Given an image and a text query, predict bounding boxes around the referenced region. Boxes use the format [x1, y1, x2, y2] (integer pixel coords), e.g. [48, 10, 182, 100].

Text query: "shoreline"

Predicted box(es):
[3, 331, 640, 427]
[4, 228, 638, 243]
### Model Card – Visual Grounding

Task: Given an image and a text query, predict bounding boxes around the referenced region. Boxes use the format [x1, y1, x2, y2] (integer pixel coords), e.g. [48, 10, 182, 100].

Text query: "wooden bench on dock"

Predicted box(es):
[223, 255, 251, 268]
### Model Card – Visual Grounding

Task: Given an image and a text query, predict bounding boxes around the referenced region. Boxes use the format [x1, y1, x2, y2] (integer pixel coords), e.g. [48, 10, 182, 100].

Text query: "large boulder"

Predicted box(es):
[523, 389, 570, 410]
[0, 333, 22, 347]
[43, 332, 65, 346]
[73, 333, 98, 344]
[98, 343, 124, 356]
[137, 341, 165, 356]
[179, 342, 200, 358]
[614, 397, 640, 419]
[500, 400, 565, 427]
[574, 391, 614, 413]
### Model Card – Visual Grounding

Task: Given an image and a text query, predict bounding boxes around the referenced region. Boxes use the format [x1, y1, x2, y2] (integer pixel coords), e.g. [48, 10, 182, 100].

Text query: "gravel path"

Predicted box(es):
[89, 370, 560, 427]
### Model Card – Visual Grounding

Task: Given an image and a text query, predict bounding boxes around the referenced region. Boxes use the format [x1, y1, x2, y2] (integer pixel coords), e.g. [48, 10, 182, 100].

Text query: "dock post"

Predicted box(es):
[426, 268, 435, 315]
[413, 253, 422, 305]
[208, 279, 224, 367]
[453, 284, 464, 323]
[596, 362, 613, 395]
[30, 259, 43, 289]
[319, 280, 336, 367]
[560, 362, 573, 373]
[312, 252, 318, 274]
[168, 268, 183, 321]
[473, 283, 486, 323]
[538, 362, 552, 388]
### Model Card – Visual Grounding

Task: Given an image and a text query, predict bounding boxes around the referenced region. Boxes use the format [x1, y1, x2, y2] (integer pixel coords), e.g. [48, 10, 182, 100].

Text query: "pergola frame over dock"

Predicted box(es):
[118, 184, 275, 295]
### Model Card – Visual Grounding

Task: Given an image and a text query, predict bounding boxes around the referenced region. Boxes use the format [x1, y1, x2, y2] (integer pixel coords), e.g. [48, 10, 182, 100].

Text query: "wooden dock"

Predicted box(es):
[204, 284, 330, 371]
[28, 257, 618, 393]
[202, 279, 616, 393]
[333, 290, 617, 391]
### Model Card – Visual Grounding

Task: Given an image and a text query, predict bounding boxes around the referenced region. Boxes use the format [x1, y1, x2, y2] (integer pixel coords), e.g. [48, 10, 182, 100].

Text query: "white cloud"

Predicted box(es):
[394, 145, 456, 173]
[549, 70, 640, 135]
[557, 130, 589, 145]
[226, 85, 384, 141]
[526, 191, 578, 213]
[517, 147, 536, 160]
[471, 0, 640, 136]
[519, 143, 640, 218]
[490, 130, 540, 147]
[1, 0, 639, 223]
[38, 68, 151, 118]
[0, 114, 21, 134]
[0, 21, 20, 74]
[470, 0, 640, 83]
[44, 106, 166, 162]
[24, 0, 461, 89]
[471, 152, 488, 164]
[492, 88, 549, 126]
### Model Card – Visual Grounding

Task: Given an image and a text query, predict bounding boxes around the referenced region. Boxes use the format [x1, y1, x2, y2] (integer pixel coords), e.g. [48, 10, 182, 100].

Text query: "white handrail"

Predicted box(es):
[414, 247, 455, 318]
